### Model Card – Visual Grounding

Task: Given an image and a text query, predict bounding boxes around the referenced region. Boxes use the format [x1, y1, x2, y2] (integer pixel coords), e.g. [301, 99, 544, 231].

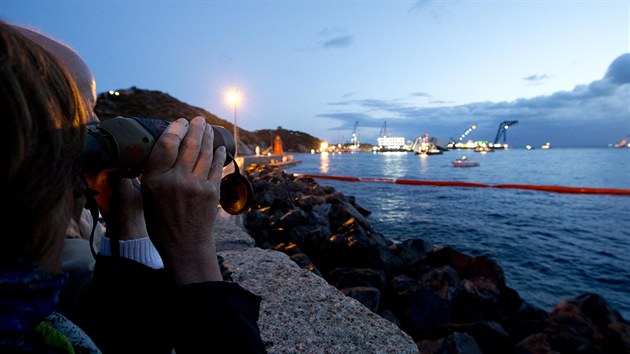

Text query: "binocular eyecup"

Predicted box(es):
[82, 116, 252, 215]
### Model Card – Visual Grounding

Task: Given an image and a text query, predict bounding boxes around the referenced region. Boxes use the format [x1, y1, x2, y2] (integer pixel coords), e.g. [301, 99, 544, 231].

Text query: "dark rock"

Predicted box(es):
[502, 315, 549, 346]
[420, 265, 462, 301]
[381, 309, 403, 328]
[341, 286, 381, 312]
[328, 267, 387, 290]
[545, 300, 605, 354]
[604, 322, 630, 353]
[568, 293, 629, 330]
[404, 284, 452, 339]
[419, 332, 483, 354]
[390, 238, 432, 269]
[515, 333, 557, 354]
[446, 321, 512, 354]
[448, 286, 486, 323]
[427, 247, 473, 272]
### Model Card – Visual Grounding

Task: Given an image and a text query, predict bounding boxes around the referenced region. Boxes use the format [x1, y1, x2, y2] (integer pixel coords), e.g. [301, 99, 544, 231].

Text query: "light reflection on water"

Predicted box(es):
[319, 152, 330, 174]
[416, 153, 430, 174]
[378, 152, 411, 178]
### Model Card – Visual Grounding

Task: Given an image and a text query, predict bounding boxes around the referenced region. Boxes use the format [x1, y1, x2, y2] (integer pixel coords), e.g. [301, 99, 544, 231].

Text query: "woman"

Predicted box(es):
[0, 20, 266, 353]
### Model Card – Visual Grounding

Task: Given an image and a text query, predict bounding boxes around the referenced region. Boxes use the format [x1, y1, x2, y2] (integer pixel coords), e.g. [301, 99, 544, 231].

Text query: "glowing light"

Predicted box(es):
[226, 90, 241, 106]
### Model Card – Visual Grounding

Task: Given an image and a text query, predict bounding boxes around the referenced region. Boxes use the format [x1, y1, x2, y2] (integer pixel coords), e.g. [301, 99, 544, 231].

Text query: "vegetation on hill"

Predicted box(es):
[94, 87, 323, 154]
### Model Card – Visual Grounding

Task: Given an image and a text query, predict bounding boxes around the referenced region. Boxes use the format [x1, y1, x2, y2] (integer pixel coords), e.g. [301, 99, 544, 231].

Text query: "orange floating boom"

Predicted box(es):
[492, 184, 630, 195]
[300, 175, 361, 182]
[396, 179, 490, 188]
[295, 174, 630, 196]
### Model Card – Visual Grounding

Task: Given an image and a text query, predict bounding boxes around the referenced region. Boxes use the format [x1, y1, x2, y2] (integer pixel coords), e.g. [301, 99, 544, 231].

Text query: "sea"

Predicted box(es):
[283, 148, 630, 320]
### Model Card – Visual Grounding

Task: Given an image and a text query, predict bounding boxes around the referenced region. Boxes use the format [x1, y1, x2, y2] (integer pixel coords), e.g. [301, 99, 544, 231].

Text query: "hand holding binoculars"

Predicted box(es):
[82, 116, 253, 215]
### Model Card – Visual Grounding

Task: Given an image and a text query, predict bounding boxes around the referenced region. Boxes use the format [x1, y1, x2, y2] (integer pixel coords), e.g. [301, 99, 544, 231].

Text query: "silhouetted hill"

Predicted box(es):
[94, 87, 323, 154]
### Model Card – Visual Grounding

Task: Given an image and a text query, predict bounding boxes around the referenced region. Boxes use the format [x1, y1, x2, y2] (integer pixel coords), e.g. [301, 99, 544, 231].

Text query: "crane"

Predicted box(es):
[493, 120, 518, 147]
[349, 121, 359, 147]
[379, 121, 387, 137]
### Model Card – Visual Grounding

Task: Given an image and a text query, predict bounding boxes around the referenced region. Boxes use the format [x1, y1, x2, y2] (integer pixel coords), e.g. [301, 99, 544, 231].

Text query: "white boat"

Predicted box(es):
[452, 156, 479, 167]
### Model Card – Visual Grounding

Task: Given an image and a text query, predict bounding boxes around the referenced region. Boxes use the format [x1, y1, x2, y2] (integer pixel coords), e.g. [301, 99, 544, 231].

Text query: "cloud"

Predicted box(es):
[322, 35, 353, 48]
[316, 112, 374, 131]
[317, 53, 630, 147]
[603, 53, 630, 85]
[410, 0, 439, 12]
[318, 28, 353, 49]
[523, 74, 550, 85]
[410, 0, 456, 19]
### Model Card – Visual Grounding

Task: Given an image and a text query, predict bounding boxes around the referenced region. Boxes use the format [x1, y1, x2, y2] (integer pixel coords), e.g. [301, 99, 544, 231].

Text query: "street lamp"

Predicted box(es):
[226, 89, 241, 157]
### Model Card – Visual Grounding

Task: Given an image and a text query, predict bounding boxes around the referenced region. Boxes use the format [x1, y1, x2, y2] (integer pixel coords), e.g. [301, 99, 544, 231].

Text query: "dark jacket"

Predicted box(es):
[80, 255, 267, 354]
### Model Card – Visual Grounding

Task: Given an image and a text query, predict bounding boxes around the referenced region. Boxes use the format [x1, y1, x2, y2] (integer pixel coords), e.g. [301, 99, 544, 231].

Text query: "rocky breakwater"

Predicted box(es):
[242, 164, 630, 354]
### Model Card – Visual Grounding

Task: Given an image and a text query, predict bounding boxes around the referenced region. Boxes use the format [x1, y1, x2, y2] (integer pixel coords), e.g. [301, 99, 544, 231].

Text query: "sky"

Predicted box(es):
[1, 0, 629, 148]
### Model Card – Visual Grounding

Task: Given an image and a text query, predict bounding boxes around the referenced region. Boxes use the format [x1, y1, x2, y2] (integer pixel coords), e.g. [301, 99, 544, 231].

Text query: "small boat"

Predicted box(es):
[452, 156, 479, 167]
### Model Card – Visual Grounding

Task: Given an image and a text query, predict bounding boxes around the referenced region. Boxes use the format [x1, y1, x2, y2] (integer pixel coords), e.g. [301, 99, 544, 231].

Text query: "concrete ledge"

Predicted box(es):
[213, 211, 419, 353]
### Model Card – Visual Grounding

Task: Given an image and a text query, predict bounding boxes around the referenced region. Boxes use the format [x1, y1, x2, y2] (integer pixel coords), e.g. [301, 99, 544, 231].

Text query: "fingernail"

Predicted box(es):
[218, 146, 226, 152]
[177, 118, 188, 125]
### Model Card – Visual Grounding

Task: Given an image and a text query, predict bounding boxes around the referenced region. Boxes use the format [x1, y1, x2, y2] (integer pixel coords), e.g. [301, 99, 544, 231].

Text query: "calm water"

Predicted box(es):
[284, 148, 630, 319]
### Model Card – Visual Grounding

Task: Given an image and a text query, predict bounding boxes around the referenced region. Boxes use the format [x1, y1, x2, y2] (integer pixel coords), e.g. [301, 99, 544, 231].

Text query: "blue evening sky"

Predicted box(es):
[2, 0, 628, 147]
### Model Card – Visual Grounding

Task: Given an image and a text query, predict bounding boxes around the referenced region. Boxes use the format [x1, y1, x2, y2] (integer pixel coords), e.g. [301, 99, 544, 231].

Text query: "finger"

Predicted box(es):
[192, 123, 215, 177]
[146, 118, 189, 173]
[175, 116, 205, 172]
[209, 146, 227, 185]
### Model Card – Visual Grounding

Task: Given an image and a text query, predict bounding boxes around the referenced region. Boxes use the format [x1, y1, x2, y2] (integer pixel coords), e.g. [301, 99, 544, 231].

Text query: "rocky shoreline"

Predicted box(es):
[239, 163, 629, 353]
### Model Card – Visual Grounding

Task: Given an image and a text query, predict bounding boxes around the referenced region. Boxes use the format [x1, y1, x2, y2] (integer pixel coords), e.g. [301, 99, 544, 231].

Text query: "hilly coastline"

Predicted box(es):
[94, 87, 323, 154]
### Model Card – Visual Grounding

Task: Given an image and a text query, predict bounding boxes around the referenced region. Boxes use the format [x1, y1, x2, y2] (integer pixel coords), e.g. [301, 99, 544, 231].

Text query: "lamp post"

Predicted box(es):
[226, 90, 241, 157]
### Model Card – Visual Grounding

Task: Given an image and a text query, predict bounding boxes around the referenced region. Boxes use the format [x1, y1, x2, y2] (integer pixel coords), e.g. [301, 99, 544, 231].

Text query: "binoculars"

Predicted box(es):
[82, 117, 252, 215]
